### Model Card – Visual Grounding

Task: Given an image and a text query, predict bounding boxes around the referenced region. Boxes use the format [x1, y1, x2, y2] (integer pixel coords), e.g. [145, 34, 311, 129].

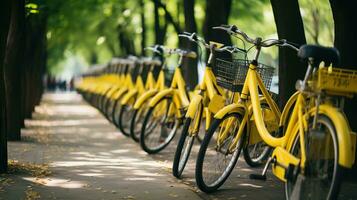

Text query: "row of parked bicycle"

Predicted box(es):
[76, 24, 357, 199]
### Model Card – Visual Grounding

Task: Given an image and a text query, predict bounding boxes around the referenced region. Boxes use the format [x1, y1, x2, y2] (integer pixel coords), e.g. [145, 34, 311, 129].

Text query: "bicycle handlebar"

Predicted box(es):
[213, 24, 299, 52]
[179, 31, 247, 55]
[215, 45, 247, 54]
[166, 48, 197, 59]
[213, 25, 255, 44]
[144, 45, 164, 55]
[178, 32, 209, 48]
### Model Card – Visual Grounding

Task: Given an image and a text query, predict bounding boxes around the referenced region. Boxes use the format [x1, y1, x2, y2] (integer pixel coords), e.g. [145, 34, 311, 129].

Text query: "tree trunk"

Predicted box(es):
[203, 0, 232, 47]
[329, 0, 357, 176]
[270, 0, 306, 107]
[24, 14, 48, 118]
[153, 0, 181, 34]
[4, 0, 25, 141]
[154, 0, 165, 45]
[181, 0, 198, 89]
[0, 0, 12, 173]
[140, 0, 146, 56]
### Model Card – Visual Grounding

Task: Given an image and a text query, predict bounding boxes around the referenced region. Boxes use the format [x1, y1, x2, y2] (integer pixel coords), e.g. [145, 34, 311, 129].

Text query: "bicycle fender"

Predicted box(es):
[185, 94, 203, 118]
[111, 87, 127, 100]
[120, 89, 138, 105]
[133, 89, 158, 109]
[287, 104, 354, 168]
[213, 103, 246, 119]
[148, 88, 174, 107]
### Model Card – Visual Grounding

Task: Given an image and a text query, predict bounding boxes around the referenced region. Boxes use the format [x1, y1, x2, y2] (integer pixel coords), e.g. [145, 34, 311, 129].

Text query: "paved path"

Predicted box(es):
[1, 92, 356, 200]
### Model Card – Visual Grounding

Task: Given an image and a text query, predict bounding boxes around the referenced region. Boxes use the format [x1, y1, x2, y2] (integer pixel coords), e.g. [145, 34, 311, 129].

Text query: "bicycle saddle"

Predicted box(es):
[298, 44, 340, 66]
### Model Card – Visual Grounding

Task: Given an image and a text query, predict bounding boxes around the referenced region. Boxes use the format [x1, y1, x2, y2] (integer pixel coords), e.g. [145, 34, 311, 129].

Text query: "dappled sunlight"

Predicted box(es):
[35, 104, 99, 117]
[240, 168, 253, 172]
[239, 183, 263, 188]
[52, 161, 121, 167]
[104, 166, 135, 170]
[110, 149, 130, 154]
[23, 177, 87, 189]
[124, 177, 156, 181]
[21, 127, 115, 137]
[25, 118, 109, 127]
[52, 156, 159, 169]
[78, 173, 113, 177]
[42, 93, 82, 102]
[131, 169, 163, 177]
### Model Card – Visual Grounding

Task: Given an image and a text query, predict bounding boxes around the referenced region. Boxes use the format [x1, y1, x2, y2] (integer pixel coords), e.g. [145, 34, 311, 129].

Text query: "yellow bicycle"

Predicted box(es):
[172, 32, 246, 178]
[129, 45, 167, 142]
[195, 25, 357, 199]
[139, 48, 197, 154]
[101, 58, 128, 121]
[117, 57, 162, 136]
[110, 57, 144, 131]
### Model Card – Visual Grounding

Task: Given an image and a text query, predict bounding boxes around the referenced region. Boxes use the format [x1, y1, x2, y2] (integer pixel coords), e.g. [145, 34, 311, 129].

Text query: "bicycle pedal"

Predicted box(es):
[249, 174, 267, 181]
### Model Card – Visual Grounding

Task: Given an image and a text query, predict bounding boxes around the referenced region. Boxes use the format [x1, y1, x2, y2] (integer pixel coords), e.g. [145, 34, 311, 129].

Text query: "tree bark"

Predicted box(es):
[203, 0, 232, 46]
[24, 13, 48, 119]
[140, 0, 146, 56]
[270, 0, 306, 107]
[153, 0, 165, 45]
[0, 0, 12, 173]
[4, 0, 26, 141]
[329, 0, 357, 175]
[181, 0, 198, 89]
[153, 0, 182, 34]
[203, 0, 232, 61]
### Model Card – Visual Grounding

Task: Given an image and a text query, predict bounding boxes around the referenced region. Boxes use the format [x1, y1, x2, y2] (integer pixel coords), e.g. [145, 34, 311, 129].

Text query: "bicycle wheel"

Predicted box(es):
[140, 97, 179, 154]
[105, 98, 116, 122]
[102, 96, 113, 120]
[130, 102, 149, 142]
[98, 94, 107, 112]
[173, 103, 203, 178]
[112, 98, 122, 129]
[101, 95, 109, 113]
[243, 104, 274, 167]
[285, 115, 343, 200]
[118, 100, 136, 136]
[196, 118, 206, 143]
[195, 112, 245, 193]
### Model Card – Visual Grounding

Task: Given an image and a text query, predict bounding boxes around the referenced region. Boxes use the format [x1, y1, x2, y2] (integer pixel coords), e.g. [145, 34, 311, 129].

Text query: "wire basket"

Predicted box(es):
[214, 58, 275, 92]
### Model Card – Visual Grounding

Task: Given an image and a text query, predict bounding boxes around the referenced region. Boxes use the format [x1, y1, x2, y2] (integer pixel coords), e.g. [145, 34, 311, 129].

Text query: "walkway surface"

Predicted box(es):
[1, 92, 356, 200]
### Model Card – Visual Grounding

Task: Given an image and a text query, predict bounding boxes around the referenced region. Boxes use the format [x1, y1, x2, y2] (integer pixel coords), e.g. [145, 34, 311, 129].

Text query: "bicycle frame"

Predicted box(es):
[185, 65, 225, 133]
[215, 60, 356, 182]
[120, 61, 156, 106]
[148, 66, 190, 119]
[132, 68, 166, 109]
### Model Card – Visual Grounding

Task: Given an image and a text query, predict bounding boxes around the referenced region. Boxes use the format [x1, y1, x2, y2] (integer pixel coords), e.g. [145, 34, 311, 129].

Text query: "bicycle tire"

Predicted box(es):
[285, 114, 343, 200]
[130, 104, 149, 142]
[242, 103, 274, 167]
[172, 118, 195, 178]
[173, 102, 203, 178]
[195, 112, 245, 193]
[118, 102, 135, 137]
[140, 97, 178, 154]
[112, 98, 122, 128]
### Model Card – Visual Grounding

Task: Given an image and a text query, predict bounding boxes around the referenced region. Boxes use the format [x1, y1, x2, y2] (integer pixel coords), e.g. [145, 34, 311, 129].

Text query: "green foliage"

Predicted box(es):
[39, 0, 334, 78]
[299, 0, 334, 46]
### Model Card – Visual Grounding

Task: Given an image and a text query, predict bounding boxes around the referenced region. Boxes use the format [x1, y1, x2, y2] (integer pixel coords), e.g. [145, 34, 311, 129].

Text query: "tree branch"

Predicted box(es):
[152, 0, 182, 34]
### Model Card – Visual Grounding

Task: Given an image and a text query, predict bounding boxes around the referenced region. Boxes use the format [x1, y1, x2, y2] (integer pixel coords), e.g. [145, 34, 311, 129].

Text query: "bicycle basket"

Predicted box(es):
[214, 59, 275, 92]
